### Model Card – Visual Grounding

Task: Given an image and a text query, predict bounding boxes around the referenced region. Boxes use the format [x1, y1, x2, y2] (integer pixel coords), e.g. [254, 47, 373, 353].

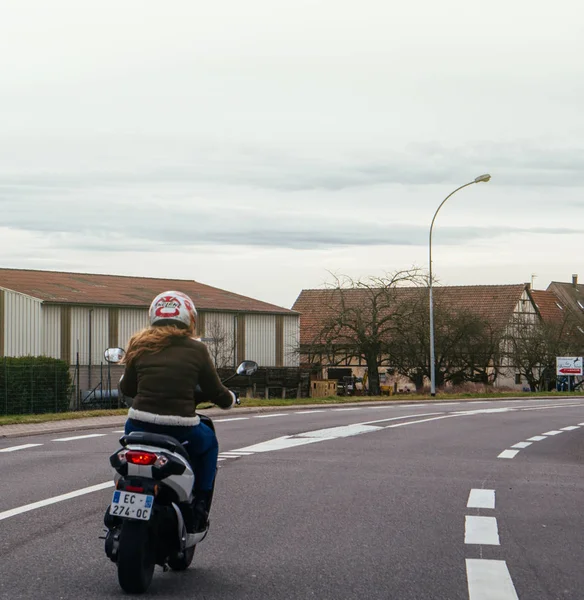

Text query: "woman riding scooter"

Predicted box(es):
[119, 291, 235, 534]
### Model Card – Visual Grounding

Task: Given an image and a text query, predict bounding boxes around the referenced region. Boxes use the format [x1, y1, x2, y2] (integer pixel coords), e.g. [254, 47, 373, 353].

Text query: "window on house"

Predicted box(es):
[515, 374, 522, 385]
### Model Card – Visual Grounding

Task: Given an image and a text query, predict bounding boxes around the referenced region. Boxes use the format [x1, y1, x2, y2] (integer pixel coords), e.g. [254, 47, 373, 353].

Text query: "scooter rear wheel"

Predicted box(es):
[117, 520, 155, 593]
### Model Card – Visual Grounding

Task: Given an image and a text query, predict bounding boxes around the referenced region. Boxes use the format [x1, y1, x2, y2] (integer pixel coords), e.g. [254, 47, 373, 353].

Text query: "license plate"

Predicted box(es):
[110, 491, 154, 521]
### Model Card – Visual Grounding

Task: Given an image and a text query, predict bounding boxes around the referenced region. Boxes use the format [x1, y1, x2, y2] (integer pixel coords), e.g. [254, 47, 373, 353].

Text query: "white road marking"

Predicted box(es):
[527, 435, 547, 442]
[214, 417, 250, 423]
[469, 401, 490, 404]
[294, 410, 325, 414]
[466, 559, 519, 600]
[455, 408, 514, 415]
[498, 450, 520, 459]
[520, 403, 584, 411]
[511, 441, 533, 449]
[332, 407, 362, 411]
[386, 415, 458, 428]
[0, 444, 43, 453]
[467, 489, 495, 509]
[561, 425, 580, 431]
[217, 458, 226, 461]
[255, 413, 289, 419]
[434, 402, 461, 406]
[235, 436, 334, 453]
[543, 430, 563, 436]
[465, 516, 500, 545]
[297, 424, 382, 439]
[0, 481, 114, 522]
[360, 412, 441, 426]
[112, 430, 125, 433]
[219, 451, 253, 456]
[52, 434, 108, 442]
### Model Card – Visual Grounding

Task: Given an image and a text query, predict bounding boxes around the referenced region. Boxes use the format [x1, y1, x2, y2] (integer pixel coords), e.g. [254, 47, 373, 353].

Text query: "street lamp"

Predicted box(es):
[429, 174, 491, 396]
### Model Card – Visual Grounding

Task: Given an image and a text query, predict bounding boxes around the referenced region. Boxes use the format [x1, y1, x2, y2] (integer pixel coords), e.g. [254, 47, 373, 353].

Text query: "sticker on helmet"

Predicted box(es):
[154, 296, 182, 318]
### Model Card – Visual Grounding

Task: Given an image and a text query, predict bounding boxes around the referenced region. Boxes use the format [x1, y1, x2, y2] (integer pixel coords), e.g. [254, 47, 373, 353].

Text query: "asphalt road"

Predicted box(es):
[1, 397, 584, 600]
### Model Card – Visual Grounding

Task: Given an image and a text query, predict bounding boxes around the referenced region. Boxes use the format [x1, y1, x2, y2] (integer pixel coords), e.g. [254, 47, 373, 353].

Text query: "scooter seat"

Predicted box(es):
[120, 432, 191, 463]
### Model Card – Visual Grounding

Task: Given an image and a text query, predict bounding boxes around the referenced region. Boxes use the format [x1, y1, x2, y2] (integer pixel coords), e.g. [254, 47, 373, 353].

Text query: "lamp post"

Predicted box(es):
[429, 174, 491, 397]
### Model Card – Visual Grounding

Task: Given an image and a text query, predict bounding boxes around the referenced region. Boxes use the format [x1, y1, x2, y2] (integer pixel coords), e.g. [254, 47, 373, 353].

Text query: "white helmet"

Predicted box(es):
[149, 291, 197, 329]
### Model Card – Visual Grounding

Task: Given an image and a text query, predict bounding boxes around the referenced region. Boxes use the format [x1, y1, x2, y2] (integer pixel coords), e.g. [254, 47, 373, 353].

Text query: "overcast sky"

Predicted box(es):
[1, 0, 583, 308]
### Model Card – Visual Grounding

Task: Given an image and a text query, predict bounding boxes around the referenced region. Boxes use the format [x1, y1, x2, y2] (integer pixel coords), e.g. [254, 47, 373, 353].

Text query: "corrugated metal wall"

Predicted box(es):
[118, 309, 149, 349]
[1, 290, 301, 370]
[203, 312, 237, 367]
[42, 305, 61, 358]
[245, 314, 276, 366]
[283, 314, 300, 367]
[70, 307, 109, 364]
[3, 291, 42, 356]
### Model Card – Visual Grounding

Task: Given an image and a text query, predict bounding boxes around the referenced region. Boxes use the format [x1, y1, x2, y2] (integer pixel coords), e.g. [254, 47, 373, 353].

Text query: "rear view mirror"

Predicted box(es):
[236, 361, 258, 377]
[104, 347, 126, 364]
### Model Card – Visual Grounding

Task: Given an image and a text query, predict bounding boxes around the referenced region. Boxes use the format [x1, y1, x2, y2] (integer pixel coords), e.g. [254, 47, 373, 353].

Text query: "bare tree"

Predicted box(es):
[303, 270, 425, 396]
[505, 315, 584, 391]
[388, 290, 502, 391]
[205, 319, 235, 368]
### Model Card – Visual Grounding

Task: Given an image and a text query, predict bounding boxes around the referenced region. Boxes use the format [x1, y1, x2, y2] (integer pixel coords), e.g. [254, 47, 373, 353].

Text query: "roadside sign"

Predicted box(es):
[556, 357, 583, 376]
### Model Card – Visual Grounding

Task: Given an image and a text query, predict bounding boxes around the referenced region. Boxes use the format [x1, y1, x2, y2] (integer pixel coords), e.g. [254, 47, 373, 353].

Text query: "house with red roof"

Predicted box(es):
[293, 283, 542, 390]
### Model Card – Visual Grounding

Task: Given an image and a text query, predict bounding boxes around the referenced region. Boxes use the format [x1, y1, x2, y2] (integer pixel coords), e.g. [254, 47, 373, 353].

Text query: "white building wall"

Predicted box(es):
[70, 307, 109, 364]
[42, 305, 61, 359]
[245, 314, 276, 366]
[283, 315, 300, 367]
[495, 291, 540, 389]
[3, 291, 42, 356]
[118, 309, 149, 349]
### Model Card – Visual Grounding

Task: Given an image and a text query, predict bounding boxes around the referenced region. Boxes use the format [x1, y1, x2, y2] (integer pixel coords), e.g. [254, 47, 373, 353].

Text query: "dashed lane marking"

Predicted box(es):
[527, 435, 547, 442]
[52, 434, 108, 442]
[294, 410, 325, 414]
[561, 425, 580, 431]
[511, 441, 532, 449]
[465, 516, 500, 545]
[542, 430, 563, 436]
[467, 489, 495, 510]
[215, 417, 250, 423]
[498, 450, 520, 459]
[0, 481, 114, 522]
[255, 413, 289, 419]
[0, 444, 43, 453]
[466, 559, 519, 600]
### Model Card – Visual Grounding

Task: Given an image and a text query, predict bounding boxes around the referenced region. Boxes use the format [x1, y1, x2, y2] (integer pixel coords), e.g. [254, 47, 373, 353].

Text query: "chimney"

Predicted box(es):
[573, 274, 578, 287]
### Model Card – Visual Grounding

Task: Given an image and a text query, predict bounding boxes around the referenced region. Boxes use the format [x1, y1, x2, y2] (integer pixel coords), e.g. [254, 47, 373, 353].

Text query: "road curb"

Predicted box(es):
[1, 396, 582, 439]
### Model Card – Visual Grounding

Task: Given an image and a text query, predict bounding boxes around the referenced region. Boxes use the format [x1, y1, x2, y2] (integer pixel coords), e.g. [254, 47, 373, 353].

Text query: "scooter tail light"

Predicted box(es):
[117, 449, 168, 467]
[125, 450, 158, 466]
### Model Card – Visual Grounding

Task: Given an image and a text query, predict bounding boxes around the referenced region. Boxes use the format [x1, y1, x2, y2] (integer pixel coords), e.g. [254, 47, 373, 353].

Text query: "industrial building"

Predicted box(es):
[0, 269, 299, 392]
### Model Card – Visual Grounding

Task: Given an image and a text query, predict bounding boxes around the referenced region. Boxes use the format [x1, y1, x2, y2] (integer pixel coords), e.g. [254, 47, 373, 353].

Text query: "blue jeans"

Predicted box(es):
[124, 418, 218, 491]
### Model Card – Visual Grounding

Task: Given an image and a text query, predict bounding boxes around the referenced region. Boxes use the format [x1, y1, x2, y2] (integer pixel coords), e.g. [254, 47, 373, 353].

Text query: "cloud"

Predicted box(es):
[2, 138, 584, 192]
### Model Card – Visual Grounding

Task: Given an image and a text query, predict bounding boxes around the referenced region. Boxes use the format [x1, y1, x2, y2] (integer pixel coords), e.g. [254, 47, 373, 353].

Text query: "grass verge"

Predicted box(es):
[0, 390, 581, 427]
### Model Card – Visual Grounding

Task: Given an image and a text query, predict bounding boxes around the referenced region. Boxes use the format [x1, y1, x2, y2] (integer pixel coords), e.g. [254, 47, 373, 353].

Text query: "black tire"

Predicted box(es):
[117, 520, 155, 594]
[167, 545, 195, 571]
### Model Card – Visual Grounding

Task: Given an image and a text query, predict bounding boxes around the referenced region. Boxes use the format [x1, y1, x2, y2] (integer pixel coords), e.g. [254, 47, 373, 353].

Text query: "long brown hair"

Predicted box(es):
[124, 324, 195, 365]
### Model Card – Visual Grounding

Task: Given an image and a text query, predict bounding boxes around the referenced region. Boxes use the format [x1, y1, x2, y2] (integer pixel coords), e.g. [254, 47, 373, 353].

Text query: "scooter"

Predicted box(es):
[102, 347, 258, 594]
